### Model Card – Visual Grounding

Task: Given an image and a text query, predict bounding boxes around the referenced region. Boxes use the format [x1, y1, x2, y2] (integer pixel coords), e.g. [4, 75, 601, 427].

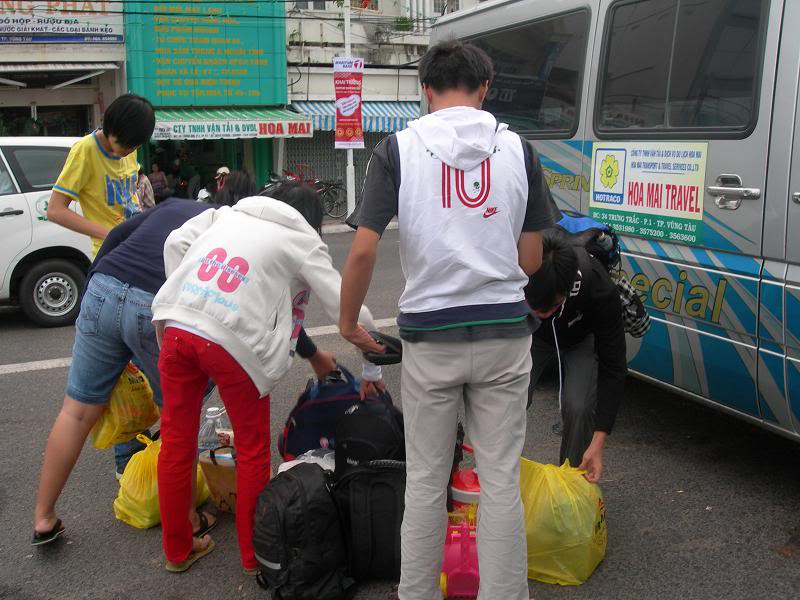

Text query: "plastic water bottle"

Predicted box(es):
[198, 406, 230, 451]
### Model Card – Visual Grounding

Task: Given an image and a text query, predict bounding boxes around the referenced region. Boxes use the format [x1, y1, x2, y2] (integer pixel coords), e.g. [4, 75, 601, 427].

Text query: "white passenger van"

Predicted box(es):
[432, 0, 800, 440]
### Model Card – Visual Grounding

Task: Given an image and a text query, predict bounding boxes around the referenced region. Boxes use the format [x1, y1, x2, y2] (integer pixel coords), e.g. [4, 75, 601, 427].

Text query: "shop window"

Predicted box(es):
[471, 10, 589, 135]
[597, 0, 768, 134]
[3, 147, 69, 192]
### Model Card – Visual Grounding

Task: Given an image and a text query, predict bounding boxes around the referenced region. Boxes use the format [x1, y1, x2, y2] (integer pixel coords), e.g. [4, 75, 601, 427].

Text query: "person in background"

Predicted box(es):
[148, 162, 169, 203]
[525, 233, 627, 484]
[186, 171, 203, 201]
[31, 174, 339, 546]
[137, 169, 155, 210]
[339, 40, 555, 600]
[151, 180, 383, 574]
[45, 92, 156, 478]
[214, 166, 230, 193]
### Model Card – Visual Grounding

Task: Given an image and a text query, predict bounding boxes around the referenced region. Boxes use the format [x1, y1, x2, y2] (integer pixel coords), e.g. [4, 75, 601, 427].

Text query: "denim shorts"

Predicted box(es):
[66, 273, 163, 406]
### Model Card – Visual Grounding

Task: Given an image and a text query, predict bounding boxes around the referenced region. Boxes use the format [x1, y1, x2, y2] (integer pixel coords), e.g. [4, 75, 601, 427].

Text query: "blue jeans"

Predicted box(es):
[67, 273, 163, 472]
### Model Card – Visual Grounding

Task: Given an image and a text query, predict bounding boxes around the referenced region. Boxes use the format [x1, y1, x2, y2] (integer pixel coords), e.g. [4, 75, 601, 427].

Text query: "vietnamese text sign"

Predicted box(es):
[0, 1, 124, 44]
[334, 57, 364, 149]
[152, 118, 312, 140]
[125, 1, 286, 107]
[589, 142, 708, 245]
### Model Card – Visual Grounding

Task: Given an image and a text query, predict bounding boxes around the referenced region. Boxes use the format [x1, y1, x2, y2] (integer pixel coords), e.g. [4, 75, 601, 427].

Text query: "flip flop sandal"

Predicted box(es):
[363, 331, 403, 366]
[192, 510, 217, 538]
[31, 519, 65, 546]
[165, 538, 216, 573]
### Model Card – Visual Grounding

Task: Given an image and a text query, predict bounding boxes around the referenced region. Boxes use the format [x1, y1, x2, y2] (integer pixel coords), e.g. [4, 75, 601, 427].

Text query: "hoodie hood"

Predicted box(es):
[407, 106, 507, 171]
[232, 195, 317, 235]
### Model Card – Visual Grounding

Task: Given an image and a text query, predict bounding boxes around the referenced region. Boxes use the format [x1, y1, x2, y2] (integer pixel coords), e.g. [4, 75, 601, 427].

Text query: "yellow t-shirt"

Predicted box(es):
[53, 132, 141, 256]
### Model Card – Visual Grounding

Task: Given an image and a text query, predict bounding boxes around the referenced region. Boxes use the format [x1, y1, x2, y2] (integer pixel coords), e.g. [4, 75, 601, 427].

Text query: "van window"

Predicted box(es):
[472, 10, 589, 135]
[4, 147, 69, 192]
[598, 0, 768, 134]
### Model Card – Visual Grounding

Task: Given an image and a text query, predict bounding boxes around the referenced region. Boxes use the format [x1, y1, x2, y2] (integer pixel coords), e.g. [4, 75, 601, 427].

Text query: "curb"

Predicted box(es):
[321, 221, 399, 235]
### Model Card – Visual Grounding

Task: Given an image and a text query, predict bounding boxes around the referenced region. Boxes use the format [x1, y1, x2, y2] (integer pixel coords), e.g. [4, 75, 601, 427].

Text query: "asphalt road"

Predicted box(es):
[1, 229, 799, 599]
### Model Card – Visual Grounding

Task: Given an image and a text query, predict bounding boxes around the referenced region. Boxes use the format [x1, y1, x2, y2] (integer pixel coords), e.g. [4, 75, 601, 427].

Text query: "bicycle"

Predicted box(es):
[262, 163, 348, 219]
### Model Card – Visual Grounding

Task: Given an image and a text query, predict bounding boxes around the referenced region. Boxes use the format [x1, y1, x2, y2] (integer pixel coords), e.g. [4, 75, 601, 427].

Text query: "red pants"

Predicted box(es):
[157, 327, 270, 569]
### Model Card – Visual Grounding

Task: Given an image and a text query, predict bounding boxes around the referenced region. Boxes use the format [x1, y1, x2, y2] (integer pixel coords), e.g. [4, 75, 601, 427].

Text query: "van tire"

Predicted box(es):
[18, 259, 85, 327]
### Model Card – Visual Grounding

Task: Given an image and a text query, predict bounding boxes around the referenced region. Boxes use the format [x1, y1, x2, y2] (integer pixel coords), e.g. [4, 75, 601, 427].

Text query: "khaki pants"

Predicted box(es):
[398, 335, 532, 600]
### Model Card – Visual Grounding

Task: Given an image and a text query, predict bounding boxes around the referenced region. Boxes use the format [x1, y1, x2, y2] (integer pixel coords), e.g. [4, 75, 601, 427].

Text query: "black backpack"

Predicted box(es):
[334, 391, 405, 478]
[333, 460, 406, 581]
[253, 463, 354, 600]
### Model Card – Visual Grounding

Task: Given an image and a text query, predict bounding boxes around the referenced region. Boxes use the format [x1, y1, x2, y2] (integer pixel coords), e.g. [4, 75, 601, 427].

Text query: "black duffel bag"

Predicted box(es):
[334, 459, 406, 582]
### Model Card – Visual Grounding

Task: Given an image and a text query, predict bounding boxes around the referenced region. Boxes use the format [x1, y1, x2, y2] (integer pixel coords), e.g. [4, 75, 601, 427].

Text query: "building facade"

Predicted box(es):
[125, 0, 313, 192]
[283, 0, 443, 195]
[0, 1, 127, 136]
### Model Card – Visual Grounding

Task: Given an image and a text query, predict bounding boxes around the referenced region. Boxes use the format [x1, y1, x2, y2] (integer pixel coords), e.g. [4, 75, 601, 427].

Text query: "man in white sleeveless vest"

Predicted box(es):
[339, 41, 556, 600]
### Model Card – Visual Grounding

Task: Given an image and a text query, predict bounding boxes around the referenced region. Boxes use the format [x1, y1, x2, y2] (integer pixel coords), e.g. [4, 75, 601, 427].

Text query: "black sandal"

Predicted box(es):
[31, 519, 65, 546]
[193, 511, 217, 538]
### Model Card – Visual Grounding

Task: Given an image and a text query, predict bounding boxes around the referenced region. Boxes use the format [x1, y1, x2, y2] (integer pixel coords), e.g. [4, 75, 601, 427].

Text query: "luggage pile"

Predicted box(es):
[249, 353, 608, 599]
[253, 364, 407, 599]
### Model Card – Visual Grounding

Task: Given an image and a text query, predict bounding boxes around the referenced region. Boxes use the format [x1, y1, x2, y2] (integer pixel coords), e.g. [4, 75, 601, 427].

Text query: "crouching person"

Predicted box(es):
[151, 181, 384, 574]
[525, 233, 627, 483]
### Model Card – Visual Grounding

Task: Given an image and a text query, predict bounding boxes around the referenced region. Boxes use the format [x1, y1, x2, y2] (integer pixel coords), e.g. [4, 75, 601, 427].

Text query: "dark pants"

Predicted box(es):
[528, 334, 597, 466]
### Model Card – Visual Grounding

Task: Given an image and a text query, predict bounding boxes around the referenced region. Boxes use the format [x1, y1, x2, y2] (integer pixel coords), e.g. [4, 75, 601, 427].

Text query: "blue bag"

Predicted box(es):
[277, 365, 362, 461]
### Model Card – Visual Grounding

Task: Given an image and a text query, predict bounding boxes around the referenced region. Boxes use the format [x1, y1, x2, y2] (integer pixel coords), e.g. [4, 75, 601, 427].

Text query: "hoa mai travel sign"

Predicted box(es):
[589, 142, 708, 245]
[152, 118, 313, 140]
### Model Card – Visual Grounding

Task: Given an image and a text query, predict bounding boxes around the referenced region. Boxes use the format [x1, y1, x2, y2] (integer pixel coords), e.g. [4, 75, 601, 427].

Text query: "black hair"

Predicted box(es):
[214, 171, 257, 207]
[266, 181, 323, 233]
[102, 93, 155, 149]
[526, 233, 579, 311]
[418, 40, 494, 93]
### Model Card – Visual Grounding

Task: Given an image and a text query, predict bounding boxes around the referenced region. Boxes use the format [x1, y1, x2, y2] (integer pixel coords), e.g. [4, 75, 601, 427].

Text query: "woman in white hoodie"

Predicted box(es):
[151, 182, 383, 574]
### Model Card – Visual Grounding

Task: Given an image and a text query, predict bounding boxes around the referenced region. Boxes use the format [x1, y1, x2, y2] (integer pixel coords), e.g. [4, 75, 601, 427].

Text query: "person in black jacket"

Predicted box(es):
[525, 233, 627, 483]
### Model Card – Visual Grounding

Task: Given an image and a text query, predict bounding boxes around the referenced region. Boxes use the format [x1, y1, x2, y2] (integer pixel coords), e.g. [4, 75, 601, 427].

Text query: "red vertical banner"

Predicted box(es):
[333, 57, 365, 149]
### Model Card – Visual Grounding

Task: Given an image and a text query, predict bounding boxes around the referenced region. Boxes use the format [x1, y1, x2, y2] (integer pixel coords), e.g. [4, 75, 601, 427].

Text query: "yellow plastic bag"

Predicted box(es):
[91, 363, 160, 449]
[113, 434, 211, 529]
[520, 458, 607, 586]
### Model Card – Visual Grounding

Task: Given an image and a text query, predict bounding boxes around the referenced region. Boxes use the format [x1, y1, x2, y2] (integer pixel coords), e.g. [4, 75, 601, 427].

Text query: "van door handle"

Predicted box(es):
[707, 174, 760, 210]
[0, 209, 24, 217]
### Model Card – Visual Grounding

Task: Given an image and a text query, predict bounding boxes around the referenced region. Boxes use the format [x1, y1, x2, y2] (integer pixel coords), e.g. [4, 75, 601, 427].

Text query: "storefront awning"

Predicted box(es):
[152, 108, 314, 140]
[291, 101, 419, 133]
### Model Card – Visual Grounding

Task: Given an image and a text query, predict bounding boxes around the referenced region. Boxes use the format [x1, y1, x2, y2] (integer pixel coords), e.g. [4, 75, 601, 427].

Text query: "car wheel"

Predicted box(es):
[18, 259, 86, 327]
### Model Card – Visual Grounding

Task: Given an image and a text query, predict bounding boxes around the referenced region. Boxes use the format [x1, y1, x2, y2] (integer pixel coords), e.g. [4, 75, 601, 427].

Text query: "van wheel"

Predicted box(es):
[19, 259, 85, 327]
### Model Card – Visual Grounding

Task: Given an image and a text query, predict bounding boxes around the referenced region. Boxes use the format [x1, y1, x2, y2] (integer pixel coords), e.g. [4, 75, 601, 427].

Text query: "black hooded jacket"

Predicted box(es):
[526, 247, 627, 433]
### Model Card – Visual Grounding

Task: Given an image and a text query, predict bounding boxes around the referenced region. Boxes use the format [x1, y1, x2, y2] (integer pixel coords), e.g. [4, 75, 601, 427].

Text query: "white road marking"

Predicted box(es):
[0, 318, 398, 376]
[0, 357, 73, 376]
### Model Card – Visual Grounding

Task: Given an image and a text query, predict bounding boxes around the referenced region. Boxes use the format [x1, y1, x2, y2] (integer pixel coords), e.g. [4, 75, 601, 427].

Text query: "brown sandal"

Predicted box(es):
[165, 536, 215, 573]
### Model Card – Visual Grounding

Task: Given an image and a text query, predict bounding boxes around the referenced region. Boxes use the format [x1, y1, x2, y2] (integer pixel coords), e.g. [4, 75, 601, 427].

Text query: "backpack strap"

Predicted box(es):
[348, 476, 374, 579]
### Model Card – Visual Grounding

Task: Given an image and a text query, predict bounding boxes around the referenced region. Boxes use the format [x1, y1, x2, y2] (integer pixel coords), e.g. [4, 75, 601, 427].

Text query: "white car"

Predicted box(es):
[0, 137, 92, 327]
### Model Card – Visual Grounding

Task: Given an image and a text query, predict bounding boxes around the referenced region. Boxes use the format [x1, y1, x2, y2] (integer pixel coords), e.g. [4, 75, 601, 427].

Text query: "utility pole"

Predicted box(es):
[343, 2, 356, 217]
